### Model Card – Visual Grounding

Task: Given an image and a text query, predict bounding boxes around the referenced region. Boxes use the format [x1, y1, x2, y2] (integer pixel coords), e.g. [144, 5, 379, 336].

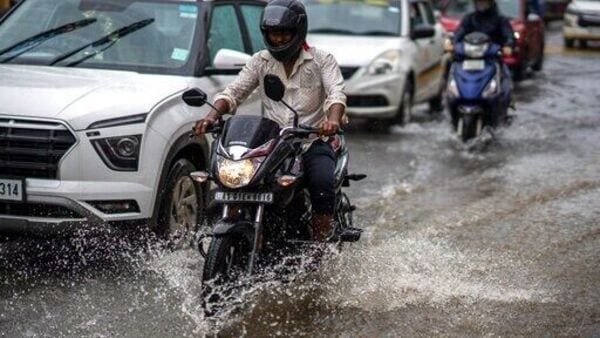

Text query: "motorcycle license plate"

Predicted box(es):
[214, 191, 274, 204]
[463, 60, 485, 71]
[0, 178, 25, 202]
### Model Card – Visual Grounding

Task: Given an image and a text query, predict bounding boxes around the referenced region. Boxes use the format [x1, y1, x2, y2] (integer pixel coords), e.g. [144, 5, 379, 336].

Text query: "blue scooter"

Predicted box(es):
[446, 32, 512, 142]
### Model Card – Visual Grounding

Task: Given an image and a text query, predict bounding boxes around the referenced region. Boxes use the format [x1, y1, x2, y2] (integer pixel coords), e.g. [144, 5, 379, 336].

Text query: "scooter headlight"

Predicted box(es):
[447, 78, 460, 98]
[482, 79, 498, 98]
[217, 157, 263, 189]
[464, 43, 489, 58]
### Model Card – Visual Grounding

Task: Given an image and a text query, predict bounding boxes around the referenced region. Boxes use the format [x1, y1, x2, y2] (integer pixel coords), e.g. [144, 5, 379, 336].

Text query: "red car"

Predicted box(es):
[440, 0, 545, 80]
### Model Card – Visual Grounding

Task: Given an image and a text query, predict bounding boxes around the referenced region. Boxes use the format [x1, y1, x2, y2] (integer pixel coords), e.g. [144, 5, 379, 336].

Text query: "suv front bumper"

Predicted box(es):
[0, 179, 152, 235]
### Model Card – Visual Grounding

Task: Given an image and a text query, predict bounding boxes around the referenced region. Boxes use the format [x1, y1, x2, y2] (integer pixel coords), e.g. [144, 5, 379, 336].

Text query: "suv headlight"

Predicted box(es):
[217, 157, 264, 189]
[91, 134, 142, 171]
[464, 43, 489, 58]
[366, 50, 401, 76]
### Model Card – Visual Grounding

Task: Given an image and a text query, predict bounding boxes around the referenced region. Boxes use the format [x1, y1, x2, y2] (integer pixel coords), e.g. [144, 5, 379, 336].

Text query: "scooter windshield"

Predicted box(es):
[221, 116, 280, 149]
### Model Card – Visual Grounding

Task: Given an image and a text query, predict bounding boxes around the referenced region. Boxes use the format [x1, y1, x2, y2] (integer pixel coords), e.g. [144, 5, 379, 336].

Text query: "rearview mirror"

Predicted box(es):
[182, 88, 207, 107]
[213, 49, 252, 69]
[264, 74, 285, 102]
[527, 13, 541, 22]
[411, 24, 436, 40]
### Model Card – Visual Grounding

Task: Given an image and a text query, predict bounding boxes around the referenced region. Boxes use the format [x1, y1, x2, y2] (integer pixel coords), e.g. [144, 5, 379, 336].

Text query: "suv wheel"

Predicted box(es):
[156, 158, 203, 249]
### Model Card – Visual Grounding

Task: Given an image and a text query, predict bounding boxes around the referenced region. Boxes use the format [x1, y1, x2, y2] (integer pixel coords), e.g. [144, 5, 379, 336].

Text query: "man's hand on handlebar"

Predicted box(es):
[502, 46, 513, 57]
[194, 111, 219, 135]
[320, 120, 340, 136]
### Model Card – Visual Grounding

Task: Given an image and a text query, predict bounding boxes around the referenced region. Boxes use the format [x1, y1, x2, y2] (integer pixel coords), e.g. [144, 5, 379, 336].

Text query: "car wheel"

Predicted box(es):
[564, 38, 574, 48]
[512, 63, 526, 81]
[428, 75, 447, 114]
[532, 42, 544, 71]
[156, 158, 203, 249]
[395, 80, 413, 125]
[580, 39, 588, 48]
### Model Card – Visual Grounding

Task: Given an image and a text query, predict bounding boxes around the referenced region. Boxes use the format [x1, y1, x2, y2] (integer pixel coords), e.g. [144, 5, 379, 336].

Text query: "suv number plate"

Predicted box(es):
[214, 192, 274, 204]
[0, 178, 24, 202]
[463, 60, 485, 71]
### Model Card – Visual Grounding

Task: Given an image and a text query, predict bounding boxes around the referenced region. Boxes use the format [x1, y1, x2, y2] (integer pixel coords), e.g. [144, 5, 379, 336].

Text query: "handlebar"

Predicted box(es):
[282, 125, 344, 138]
[190, 119, 223, 138]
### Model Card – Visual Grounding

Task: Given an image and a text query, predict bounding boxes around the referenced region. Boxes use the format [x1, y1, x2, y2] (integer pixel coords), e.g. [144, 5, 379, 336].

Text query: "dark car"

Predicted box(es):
[440, 0, 545, 79]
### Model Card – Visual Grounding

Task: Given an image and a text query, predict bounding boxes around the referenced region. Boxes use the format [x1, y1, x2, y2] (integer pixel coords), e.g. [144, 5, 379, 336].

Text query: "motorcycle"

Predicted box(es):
[446, 32, 513, 142]
[182, 74, 365, 315]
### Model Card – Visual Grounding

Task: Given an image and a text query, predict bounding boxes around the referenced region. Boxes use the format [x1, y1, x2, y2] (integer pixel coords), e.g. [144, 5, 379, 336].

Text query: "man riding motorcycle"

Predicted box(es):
[194, 0, 347, 242]
[447, 0, 515, 57]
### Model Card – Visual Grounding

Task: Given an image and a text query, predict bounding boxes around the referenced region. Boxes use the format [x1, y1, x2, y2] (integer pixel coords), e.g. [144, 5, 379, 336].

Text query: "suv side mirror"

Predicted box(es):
[182, 88, 207, 107]
[213, 49, 252, 69]
[204, 49, 252, 75]
[411, 24, 436, 40]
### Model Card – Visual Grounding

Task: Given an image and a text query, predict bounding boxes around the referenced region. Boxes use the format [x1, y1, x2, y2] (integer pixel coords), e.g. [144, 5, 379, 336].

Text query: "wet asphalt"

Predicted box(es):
[1, 23, 599, 337]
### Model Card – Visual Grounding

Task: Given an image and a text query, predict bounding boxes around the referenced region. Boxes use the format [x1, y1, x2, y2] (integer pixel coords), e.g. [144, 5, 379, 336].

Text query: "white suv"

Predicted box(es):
[304, 0, 447, 125]
[0, 0, 266, 237]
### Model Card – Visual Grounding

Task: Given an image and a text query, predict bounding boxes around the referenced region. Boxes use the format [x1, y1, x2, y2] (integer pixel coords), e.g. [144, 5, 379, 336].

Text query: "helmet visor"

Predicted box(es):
[262, 5, 300, 30]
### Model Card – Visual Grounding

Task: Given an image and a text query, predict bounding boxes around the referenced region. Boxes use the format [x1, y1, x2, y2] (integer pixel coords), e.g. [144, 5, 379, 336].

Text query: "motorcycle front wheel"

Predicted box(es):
[201, 235, 252, 316]
[458, 114, 482, 142]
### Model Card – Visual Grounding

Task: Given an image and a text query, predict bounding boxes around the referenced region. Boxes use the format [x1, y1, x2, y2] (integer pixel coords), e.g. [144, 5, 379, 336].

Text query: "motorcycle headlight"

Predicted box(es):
[367, 50, 401, 76]
[447, 78, 460, 97]
[217, 157, 263, 189]
[464, 43, 489, 58]
[482, 78, 498, 98]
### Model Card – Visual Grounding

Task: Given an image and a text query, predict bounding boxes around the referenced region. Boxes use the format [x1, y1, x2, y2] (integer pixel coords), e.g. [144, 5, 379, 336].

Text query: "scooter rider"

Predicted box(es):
[194, 0, 347, 242]
[451, 0, 515, 57]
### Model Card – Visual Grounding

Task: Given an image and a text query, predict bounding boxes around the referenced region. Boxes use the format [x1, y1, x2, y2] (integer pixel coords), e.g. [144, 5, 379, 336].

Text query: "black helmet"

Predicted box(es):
[473, 0, 497, 15]
[260, 0, 308, 62]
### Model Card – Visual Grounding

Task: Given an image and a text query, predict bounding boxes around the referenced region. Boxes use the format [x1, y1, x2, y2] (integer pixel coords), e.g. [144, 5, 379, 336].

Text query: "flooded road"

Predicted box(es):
[1, 25, 599, 337]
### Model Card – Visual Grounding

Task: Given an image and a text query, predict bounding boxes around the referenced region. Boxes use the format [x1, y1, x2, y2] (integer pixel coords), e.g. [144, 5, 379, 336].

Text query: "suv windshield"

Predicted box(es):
[445, 0, 520, 18]
[0, 0, 202, 75]
[304, 0, 403, 36]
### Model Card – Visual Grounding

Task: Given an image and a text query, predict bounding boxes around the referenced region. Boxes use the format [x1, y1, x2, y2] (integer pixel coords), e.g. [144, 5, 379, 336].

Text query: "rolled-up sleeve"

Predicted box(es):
[213, 53, 261, 113]
[320, 53, 347, 114]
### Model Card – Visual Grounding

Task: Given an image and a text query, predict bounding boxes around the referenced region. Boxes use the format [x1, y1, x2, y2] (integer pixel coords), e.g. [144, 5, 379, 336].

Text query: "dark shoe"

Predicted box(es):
[310, 214, 334, 242]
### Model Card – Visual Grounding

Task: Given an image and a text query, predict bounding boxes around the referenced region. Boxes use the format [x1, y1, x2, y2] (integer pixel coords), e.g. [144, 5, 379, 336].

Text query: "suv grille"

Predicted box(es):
[0, 118, 77, 179]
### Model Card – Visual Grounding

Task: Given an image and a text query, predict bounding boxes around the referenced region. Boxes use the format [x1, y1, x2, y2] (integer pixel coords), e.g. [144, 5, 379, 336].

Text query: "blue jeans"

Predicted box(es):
[302, 140, 335, 215]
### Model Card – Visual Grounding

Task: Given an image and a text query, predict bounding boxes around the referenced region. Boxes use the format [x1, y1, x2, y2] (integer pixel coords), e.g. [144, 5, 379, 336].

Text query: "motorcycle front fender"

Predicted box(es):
[212, 220, 254, 241]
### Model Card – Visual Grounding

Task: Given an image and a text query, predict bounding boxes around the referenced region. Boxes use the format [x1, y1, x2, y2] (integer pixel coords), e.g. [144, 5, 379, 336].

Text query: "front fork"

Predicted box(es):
[248, 204, 265, 275]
